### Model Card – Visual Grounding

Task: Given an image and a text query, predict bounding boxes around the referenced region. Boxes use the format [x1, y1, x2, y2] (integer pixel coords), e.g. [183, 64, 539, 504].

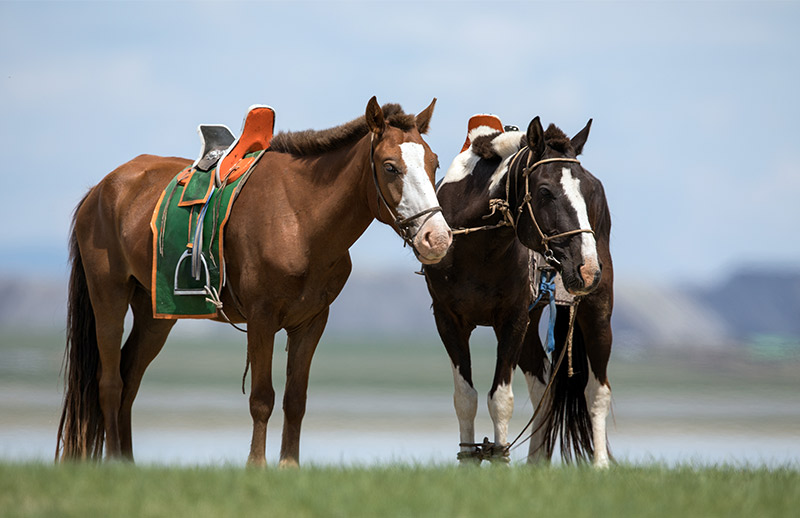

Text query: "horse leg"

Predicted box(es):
[517, 306, 553, 463]
[118, 286, 175, 460]
[487, 310, 527, 462]
[83, 272, 133, 459]
[278, 307, 329, 468]
[246, 315, 278, 467]
[578, 298, 613, 468]
[433, 307, 477, 463]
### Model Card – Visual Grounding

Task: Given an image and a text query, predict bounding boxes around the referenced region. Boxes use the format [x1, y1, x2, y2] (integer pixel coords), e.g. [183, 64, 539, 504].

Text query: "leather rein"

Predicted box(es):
[369, 133, 443, 247]
[508, 148, 595, 266]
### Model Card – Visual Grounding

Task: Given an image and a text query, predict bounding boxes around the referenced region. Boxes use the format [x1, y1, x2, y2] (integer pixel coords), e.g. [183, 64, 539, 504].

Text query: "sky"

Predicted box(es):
[1, 0, 798, 286]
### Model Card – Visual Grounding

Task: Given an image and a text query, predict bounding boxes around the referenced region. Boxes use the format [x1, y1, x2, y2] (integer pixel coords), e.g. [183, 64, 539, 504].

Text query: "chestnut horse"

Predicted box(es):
[56, 97, 452, 466]
[424, 116, 613, 466]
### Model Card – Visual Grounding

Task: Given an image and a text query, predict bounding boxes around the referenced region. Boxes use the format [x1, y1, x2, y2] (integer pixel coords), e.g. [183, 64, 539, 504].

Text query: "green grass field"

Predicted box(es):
[2, 462, 799, 518]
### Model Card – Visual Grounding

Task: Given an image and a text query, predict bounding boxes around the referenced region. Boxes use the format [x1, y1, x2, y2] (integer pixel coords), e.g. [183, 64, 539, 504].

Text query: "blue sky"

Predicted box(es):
[1, 0, 798, 285]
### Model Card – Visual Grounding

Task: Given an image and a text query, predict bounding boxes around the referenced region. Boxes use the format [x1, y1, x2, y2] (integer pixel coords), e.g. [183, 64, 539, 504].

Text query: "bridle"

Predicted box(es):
[369, 133, 443, 248]
[509, 147, 595, 267]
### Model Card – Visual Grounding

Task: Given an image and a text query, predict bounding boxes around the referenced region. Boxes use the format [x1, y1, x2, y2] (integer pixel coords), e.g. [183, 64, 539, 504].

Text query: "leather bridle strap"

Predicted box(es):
[369, 133, 443, 246]
[513, 150, 595, 264]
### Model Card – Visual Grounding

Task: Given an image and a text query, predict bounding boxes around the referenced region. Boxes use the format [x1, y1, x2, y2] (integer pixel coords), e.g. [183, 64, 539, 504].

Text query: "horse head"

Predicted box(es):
[510, 117, 602, 295]
[365, 96, 452, 264]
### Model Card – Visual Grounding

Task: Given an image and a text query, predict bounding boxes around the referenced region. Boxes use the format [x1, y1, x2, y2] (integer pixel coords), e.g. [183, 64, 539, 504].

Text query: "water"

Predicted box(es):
[2, 383, 799, 468]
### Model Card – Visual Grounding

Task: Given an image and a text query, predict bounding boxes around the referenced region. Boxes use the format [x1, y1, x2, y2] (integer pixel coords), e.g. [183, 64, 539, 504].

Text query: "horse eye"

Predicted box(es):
[538, 187, 554, 200]
[384, 163, 400, 174]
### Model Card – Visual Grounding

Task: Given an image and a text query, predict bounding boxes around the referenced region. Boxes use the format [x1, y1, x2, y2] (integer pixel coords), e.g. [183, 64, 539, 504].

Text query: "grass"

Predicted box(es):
[1, 462, 799, 518]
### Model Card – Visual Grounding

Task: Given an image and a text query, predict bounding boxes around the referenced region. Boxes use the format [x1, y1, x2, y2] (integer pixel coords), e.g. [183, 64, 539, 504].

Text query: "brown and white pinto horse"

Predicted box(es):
[424, 116, 613, 466]
[56, 97, 452, 466]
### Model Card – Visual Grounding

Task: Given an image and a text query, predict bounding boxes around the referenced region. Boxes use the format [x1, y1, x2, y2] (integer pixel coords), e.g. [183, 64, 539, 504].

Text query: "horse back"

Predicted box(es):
[75, 154, 191, 286]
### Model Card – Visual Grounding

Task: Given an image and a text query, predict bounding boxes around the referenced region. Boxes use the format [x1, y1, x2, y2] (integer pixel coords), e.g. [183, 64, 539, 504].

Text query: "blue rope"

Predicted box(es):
[529, 270, 557, 354]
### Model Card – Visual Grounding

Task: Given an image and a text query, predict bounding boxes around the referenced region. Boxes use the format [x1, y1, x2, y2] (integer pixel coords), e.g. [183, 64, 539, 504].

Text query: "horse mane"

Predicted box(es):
[268, 103, 415, 156]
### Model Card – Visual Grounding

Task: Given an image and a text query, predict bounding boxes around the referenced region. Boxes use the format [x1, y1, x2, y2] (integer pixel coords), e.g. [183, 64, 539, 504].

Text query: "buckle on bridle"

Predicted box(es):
[544, 248, 561, 268]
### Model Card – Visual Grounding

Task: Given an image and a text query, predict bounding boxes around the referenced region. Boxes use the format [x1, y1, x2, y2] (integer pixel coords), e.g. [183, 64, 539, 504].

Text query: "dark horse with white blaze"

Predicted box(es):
[424, 116, 613, 466]
[57, 97, 452, 466]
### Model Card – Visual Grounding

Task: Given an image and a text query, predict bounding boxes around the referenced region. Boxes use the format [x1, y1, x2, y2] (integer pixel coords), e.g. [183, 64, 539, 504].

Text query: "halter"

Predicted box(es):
[369, 133, 444, 247]
[509, 148, 595, 266]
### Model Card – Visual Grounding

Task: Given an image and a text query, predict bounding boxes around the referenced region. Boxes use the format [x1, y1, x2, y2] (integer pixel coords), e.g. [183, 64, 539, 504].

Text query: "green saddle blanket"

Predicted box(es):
[150, 152, 261, 319]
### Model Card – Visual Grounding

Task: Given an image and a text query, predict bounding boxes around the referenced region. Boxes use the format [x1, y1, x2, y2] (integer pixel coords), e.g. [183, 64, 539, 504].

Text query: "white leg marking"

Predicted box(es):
[584, 366, 611, 468]
[451, 364, 478, 452]
[523, 362, 552, 462]
[488, 381, 514, 446]
[560, 167, 599, 274]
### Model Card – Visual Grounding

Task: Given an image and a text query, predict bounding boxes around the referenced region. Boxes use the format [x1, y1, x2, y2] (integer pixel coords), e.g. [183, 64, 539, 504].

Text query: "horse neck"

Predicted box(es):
[295, 136, 377, 251]
[440, 166, 519, 257]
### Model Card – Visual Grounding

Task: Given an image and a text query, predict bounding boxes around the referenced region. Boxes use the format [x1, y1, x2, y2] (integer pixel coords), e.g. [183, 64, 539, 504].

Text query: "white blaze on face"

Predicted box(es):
[560, 167, 600, 277]
[398, 142, 441, 220]
[398, 143, 451, 263]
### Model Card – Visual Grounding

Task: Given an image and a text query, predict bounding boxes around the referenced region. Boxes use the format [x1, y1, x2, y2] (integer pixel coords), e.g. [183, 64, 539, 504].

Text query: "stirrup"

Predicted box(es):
[174, 249, 211, 296]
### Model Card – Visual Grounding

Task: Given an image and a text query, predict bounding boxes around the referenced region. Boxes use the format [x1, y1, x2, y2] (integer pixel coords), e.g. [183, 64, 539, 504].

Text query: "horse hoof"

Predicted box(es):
[456, 451, 482, 465]
[278, 458, 300, 469]
[488, 455, 511, 465]
[246, 456, 267, 468]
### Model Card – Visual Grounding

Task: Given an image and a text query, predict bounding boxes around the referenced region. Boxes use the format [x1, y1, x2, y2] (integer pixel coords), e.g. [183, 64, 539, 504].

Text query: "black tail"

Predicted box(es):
[56, 195, 104, 461]
[541, 305, 594, 463]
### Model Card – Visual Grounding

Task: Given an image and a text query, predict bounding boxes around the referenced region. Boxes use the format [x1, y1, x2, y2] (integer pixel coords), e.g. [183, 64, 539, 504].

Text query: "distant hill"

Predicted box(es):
[2, 267, 799, 350]
[697, 268, 800, 339]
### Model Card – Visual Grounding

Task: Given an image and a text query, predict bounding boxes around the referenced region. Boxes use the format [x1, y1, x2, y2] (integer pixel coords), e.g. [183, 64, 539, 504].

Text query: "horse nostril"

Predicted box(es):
[579, 262, 601, 289]
[422, 229, 435, 248]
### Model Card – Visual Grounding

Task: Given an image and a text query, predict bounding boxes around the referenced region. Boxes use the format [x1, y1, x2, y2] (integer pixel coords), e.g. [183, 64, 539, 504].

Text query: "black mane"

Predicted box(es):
[269, 103, 415, 156]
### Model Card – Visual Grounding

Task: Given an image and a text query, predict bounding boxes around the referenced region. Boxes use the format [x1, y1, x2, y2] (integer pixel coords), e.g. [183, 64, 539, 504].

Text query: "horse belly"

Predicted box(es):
[428, 266, 527, 327]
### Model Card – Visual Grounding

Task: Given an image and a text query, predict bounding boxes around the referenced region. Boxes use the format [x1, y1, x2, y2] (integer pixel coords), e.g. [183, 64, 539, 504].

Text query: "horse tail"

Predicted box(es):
[56, 192, 104, 461]
[541, 305, 594, 463]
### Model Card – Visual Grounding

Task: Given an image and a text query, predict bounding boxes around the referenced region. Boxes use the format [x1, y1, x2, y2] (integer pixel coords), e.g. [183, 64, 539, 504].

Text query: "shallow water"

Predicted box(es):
[2, 382, 798, 468]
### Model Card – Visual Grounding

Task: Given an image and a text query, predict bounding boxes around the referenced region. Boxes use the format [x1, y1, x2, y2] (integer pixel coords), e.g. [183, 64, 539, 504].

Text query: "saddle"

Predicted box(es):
[150, 105, 275, 319]
[176, 105, 275, 207]
[460, 114, 505, 153]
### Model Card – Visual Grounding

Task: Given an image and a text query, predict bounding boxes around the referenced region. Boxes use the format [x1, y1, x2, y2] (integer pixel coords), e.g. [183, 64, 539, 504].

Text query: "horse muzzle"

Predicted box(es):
[563, 260, 602, 295]
[413, 214, 452, 264]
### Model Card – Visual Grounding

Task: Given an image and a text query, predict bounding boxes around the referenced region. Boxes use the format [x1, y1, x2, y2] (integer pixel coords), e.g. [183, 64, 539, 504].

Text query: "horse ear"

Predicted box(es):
[416, 98, 437, 135]
[526, 116, 545, 157]
[571, 118, 592, 156]
[365, 96, 385, 137]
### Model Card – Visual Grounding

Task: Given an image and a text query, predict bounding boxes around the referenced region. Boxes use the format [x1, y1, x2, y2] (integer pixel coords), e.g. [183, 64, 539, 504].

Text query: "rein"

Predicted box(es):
[511, 150, 595, 266]
[448, 149, 594, 257]
[369, 134, 443, 247]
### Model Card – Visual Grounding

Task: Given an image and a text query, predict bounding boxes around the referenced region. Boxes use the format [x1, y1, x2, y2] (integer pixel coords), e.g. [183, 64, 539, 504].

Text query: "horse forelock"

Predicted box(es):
[543, 124, 572, 154]
[268, 103, 416, 156]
